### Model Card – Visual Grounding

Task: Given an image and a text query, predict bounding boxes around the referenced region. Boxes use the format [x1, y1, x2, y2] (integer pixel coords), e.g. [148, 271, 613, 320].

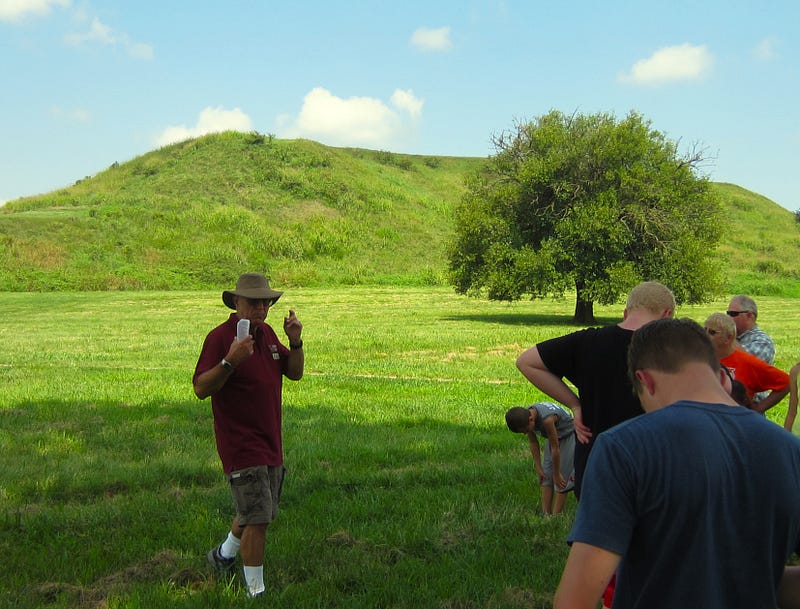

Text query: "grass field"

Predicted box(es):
[2, 287, 798, 608]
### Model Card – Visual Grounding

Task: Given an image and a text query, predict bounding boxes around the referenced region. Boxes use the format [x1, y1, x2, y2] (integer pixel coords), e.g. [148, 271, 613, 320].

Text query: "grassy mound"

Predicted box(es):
[1, 132, 798, 296]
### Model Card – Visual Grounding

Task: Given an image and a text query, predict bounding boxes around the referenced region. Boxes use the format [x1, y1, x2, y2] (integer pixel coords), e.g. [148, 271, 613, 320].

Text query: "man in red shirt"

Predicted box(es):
[193, 273, 304, 598]
[704, 312, 788, 414]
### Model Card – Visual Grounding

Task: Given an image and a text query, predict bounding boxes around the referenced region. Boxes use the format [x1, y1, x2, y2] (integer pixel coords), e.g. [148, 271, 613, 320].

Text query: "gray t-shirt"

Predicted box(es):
[529, 402, 574, 439]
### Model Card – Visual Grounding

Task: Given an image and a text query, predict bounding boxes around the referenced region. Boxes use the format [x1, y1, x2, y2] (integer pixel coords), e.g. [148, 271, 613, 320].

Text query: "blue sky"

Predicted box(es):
[2, 1, 798, 210]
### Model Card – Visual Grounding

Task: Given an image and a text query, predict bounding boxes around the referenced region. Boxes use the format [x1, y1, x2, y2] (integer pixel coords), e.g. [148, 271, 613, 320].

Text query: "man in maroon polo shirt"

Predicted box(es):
[193, 273, 304, 598]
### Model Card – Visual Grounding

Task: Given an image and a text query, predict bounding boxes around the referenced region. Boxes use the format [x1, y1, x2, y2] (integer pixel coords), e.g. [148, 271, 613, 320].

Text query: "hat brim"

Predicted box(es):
[222, 288, 283, 309]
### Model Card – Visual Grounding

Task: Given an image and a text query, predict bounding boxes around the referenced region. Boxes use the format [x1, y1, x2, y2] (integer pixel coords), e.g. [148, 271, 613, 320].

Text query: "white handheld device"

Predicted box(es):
[236, 318, 250, 341]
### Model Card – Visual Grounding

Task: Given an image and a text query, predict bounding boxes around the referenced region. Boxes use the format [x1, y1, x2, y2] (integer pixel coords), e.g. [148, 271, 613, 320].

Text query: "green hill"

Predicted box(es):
[1, 131, 798, 296]
[714, 183, 800, 296]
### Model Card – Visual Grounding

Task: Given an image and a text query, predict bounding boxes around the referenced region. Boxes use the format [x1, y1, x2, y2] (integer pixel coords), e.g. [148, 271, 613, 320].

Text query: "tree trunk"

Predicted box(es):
[573, 281, 596, 324]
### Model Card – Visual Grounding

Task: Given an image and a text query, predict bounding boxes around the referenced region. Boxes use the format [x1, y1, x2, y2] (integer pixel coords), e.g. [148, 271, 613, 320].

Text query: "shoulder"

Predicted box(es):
[753, 326, 775, 343]
[742, 325, 774, 343]
[538, 328, 591, 348]
[540, 401, 572, 418]
[739, 349, 774, 370]
[601, 402, 697, 438]
[722, 349, 747, 365]
[538, 325, 624, 350]
[536, 329, 589, 363]
[530, 402, 552, 417]
[205, 316, 235, 340]
[576, 325, 633, 357]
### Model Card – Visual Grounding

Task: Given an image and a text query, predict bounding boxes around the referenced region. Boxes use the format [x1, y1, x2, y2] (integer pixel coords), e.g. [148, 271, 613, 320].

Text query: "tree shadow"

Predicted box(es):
[440, 312, 620, 327]
[4, 397, 570, 607]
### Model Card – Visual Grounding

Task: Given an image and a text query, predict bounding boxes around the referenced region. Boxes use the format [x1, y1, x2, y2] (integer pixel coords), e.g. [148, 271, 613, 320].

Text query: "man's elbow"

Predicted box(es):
[286, 369, 304, 381]
[193, 383, 209, 400]
[516, 347, 543, 376]
[515, 351, 531, 373]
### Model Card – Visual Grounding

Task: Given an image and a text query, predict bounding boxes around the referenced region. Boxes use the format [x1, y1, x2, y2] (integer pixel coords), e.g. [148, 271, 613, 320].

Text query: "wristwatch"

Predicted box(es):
[220, 358, 234, 371]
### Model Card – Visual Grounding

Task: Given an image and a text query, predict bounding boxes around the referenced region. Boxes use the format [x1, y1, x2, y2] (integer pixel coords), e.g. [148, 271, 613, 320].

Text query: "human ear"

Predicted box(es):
[634, 369, 656, 397]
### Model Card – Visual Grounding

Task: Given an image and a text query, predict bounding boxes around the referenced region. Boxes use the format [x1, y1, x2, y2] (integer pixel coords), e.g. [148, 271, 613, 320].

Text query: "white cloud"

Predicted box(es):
[411, 26, 452, 52]
[391, 89, 424, 120]
[128, 41, 154, 61]
[0, 0, 70, 22]
[292, 88, 397, 146]
[618, 43, 714, 86]
[154, 106, 254, 147]
[278, 87, 423, 149]
[754, 37, 779, 61]
[64, 17, 115, 45]
[51, 105, 91, 123]
[64, 16, 154, 60]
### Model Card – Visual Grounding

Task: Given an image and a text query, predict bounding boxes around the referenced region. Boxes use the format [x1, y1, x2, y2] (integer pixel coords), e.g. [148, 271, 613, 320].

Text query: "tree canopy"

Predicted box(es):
[448, 110, 724, 323]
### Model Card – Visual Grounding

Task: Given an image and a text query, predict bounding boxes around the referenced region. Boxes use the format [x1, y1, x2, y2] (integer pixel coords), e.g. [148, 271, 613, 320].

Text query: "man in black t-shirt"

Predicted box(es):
[516, 282, 675, 499]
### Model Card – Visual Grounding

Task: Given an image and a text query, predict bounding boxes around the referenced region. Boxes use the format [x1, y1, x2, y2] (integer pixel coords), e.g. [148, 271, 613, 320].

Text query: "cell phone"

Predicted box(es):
[237, 318, 250, 341]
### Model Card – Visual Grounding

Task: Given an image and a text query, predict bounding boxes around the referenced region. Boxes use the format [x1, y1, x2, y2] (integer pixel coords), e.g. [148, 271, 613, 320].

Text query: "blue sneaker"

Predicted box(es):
[206, 544, 235, 577]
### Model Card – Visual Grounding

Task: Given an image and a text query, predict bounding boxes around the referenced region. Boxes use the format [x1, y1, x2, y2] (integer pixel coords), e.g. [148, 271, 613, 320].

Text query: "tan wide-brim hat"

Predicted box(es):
[222, 273, 283, 309]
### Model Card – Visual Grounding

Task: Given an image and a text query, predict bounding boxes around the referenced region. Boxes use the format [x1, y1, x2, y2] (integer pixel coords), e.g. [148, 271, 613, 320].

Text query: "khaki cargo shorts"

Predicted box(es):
[228, 465, 286, 526]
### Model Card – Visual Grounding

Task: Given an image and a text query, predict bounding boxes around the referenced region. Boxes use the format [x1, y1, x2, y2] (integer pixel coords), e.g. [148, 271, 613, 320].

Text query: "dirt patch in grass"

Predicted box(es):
[33, 549, 208, 608]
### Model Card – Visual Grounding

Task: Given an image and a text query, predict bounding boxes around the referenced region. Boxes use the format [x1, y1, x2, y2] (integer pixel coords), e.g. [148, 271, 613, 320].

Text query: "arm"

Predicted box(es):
[193, 335, 254, 400]
[283, 309, 304, 381]
[542, 416, 565, 489]
[750, 359, 790, 414]
[528, 432, 545, 482]
[554, 542, 621, 609]
[754, 387, 790, 414]
[784, 364, 800, 431]
[778, 566, 800, 609]
[516, 346, 592, 443]
[193, 362, 232, 400]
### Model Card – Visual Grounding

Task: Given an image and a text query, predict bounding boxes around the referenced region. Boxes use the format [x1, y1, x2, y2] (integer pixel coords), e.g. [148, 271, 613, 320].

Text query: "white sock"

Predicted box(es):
[220, 531, 241, 559]
[243, 565, 265, 596]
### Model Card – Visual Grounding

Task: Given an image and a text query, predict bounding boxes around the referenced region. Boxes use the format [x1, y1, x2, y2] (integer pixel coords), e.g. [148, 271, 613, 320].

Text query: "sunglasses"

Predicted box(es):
[722, 365, 734, 383]
[244, 297, 277, 308]
[726, 310, 749, 317]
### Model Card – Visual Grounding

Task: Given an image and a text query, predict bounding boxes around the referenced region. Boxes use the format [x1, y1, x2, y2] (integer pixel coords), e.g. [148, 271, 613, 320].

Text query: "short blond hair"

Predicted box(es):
[626, 282, 675, 315]
[705, 312, 736, 339]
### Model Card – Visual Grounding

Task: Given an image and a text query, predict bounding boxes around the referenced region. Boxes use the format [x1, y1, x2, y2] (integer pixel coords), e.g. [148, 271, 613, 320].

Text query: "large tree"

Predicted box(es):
[449, 110, 723, 323]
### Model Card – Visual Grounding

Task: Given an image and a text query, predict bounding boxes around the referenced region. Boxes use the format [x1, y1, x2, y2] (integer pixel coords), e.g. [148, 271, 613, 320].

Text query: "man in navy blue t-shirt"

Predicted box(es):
[554, 318, 800, 609]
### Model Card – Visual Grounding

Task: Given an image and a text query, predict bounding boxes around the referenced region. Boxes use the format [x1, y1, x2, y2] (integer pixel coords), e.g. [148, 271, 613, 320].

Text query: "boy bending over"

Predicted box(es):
[506, 403, 575, 515]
